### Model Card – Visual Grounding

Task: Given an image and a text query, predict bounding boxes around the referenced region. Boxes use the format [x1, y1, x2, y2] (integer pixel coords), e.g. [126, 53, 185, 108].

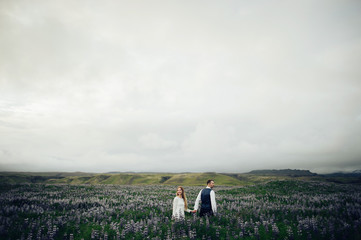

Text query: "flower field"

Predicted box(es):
[0, 180, 360, 239]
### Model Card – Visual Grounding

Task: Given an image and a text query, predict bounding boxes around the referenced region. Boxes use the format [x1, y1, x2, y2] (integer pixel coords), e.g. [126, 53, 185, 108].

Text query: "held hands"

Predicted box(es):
[191, 210, 197, 213]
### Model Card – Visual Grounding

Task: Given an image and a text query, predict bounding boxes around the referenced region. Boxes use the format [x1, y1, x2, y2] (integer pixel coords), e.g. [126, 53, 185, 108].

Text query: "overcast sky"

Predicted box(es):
[1, 0, 361, 174]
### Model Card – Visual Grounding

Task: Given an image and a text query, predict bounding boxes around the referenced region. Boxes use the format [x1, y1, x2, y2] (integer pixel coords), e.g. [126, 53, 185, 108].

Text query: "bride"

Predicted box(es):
[172, 186, 195, 220]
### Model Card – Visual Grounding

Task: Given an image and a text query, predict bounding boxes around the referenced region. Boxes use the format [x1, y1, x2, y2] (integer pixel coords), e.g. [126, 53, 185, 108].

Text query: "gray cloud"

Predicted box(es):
[1, 0, 361, 173]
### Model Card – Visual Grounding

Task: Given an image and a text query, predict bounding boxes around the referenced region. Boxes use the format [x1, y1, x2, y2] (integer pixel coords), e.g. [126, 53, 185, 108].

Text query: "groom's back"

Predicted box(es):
[201, 188, 212, 209]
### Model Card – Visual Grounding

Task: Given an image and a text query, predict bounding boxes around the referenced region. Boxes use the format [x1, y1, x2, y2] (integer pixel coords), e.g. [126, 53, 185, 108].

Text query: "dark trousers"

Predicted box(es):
[199, 208, 213, 217]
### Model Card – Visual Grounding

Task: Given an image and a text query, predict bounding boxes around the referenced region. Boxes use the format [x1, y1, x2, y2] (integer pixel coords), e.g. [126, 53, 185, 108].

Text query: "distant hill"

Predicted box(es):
[0, 172, 96, 184]
[45, 172, 244, 186]
[321, 170, 361, 178]
[247, 169, 317, 177]
[0, 171, 96, 177]
[1, 169, 360, 185]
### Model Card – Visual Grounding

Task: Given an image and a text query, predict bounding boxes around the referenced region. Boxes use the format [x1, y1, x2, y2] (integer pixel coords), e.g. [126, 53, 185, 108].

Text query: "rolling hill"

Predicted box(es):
[1, 169, 360, 185]
[44, 172, 245, 186]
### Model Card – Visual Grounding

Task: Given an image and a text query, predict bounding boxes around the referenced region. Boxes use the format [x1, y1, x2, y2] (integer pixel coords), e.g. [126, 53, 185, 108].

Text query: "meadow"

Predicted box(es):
[0, 180, 360, 239]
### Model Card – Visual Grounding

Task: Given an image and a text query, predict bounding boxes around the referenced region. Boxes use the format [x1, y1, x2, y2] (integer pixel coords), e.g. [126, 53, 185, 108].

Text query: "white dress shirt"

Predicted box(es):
[194, 187, 217, 214]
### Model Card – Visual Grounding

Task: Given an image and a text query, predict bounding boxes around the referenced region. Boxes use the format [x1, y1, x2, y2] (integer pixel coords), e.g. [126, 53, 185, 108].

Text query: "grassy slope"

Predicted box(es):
[0, 172, 96, 184]
[164, 172, 243, 186]
[0, 172, 96, 177]
[44, 172, 244, 186]
[1, 171, 360, 185]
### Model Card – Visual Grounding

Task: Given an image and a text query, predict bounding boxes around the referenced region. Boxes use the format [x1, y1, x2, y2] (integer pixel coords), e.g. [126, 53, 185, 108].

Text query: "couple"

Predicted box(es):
[172, 180, 217, 220]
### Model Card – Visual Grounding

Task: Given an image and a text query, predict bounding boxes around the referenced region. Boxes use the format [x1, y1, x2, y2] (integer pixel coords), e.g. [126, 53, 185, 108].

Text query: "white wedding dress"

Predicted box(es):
[172, 196, 191, 219]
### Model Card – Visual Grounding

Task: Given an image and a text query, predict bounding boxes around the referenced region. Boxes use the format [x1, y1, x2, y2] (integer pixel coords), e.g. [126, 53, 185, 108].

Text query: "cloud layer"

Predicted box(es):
[1, 0, 361, 173]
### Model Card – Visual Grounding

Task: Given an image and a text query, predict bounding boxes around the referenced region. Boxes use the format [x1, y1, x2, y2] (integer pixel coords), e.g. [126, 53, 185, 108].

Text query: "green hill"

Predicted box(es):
[163, 172, 243, 186]
[1, 170, 360, 185]
[44, 172, 244, 186]
[0, 172, 95, 184]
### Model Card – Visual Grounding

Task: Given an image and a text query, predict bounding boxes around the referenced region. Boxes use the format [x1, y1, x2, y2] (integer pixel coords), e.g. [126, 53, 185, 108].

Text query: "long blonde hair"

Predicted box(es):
[176, 186, 188, 210]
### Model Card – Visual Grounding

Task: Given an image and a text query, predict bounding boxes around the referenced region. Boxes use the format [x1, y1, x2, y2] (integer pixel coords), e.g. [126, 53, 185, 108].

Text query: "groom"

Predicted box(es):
[193, 179, 217, 217]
